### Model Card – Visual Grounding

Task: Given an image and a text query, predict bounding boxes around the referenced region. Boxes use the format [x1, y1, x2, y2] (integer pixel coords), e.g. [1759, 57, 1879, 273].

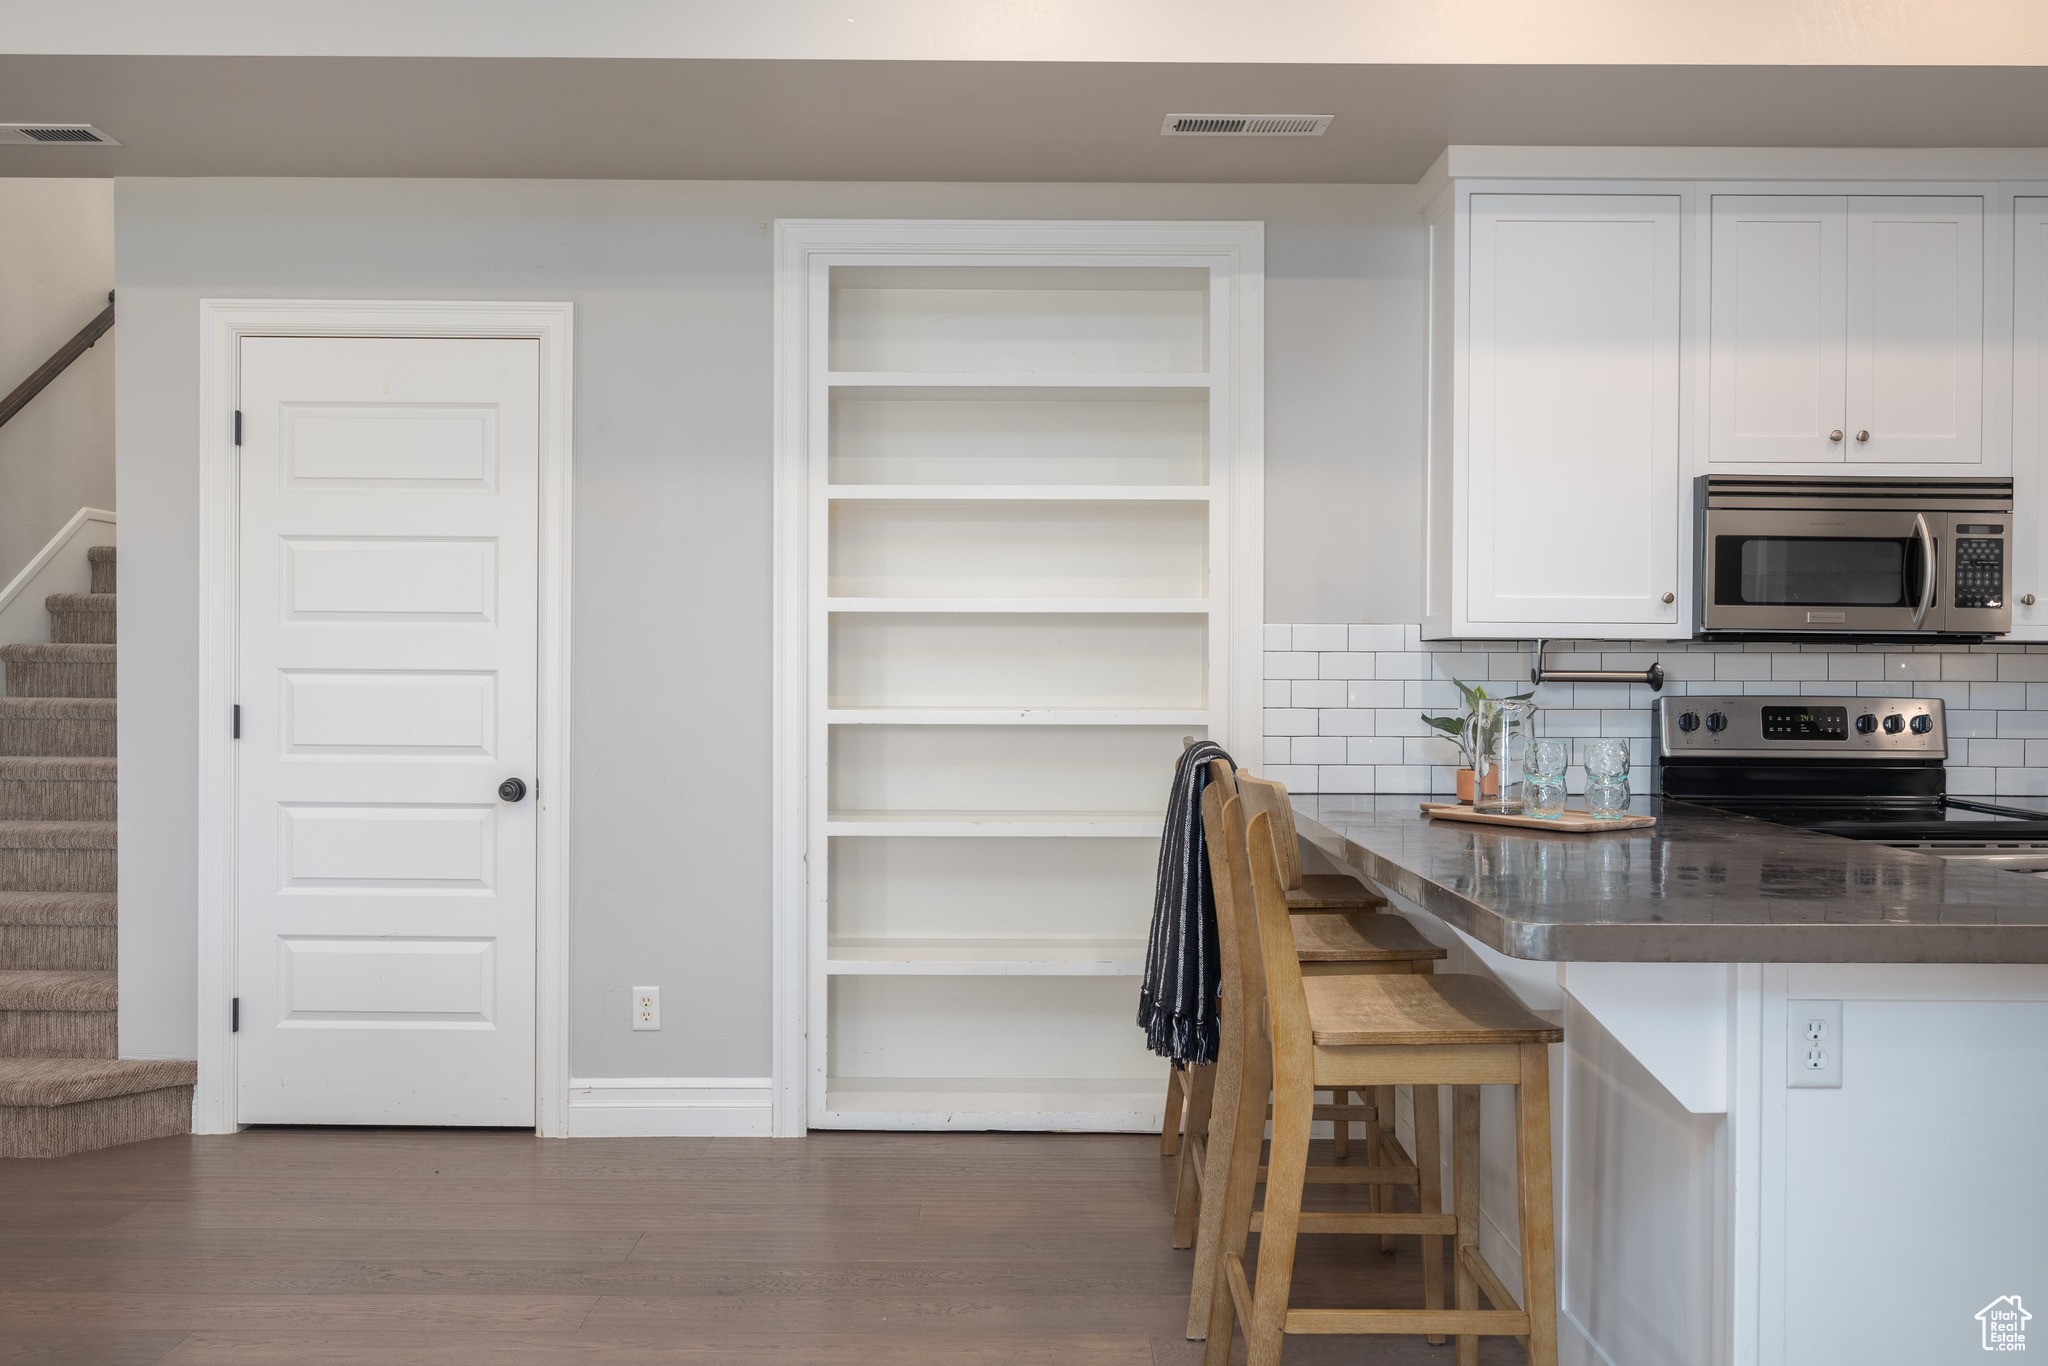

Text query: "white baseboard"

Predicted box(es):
[566, 1076, 775, 1138]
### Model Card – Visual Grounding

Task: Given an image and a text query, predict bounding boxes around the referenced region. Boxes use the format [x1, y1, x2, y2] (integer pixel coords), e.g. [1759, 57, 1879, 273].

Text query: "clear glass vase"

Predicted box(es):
[1471, 698, 1537, 815]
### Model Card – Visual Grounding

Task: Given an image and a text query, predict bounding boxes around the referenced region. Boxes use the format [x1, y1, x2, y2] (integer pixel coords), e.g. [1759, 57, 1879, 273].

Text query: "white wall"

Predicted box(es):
[112, 176, 1426, 1072]
[0, 179, 115, 590]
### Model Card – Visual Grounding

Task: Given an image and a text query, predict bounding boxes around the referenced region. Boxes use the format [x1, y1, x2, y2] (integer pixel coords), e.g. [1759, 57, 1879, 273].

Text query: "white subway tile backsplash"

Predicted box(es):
[1292, 736, 1346, 765]
[1318, 652, 1376, 680]
[1294, 624, 1349, 652]
[1292, 679, 1347, 709]
[1265, 708, 1317, 736]
[1714, 654, 1772, 681]
[1349, 624, 1405, 652]
[1264, 624, 2048, 793]
[1347, 737, 1404, 765]
[1347, 679, 1405, 709]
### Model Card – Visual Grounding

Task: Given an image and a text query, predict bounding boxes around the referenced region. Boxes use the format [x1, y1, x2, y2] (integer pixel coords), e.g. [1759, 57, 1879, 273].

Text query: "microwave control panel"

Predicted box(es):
[1954, 530, 2005, 610]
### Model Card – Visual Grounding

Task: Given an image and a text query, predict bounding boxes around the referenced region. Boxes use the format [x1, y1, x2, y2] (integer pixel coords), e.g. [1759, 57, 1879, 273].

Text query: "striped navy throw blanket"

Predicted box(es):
[1137, 740, 1233, 1066]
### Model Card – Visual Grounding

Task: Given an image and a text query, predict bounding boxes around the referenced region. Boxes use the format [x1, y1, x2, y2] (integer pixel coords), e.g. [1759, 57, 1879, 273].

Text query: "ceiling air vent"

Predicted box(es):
[0, 124, 120, 146]
[1161, 114, 1333, 137]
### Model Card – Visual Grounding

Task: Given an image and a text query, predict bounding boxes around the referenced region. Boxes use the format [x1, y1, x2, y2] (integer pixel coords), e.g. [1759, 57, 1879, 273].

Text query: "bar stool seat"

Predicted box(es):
[1292, 912, 1438, 970]
[1292, 873, 1389, 911]
[1302, 971, 1559, 1045]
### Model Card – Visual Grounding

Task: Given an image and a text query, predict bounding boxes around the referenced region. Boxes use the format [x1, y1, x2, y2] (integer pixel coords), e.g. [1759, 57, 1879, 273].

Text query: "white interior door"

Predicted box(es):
[236, 336, 539, 1126]
[1708, 195, 1848, 464]
[1845, 195, 1984, 464]
[1466, 193, 1682, 629]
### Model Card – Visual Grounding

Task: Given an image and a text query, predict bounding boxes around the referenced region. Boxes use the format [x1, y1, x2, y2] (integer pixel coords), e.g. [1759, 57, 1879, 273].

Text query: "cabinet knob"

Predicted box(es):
[1830, 430, 1844, 442]
[1856, 430, 1870, 443]
[1662, 592, 1676, 604]
[2024, 594, 2038, 607]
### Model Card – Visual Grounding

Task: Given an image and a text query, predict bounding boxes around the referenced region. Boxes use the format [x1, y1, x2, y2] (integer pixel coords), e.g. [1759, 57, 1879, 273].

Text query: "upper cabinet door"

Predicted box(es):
[1844, 196, 1984, 464]
[1708, 196, 1848, 464]
[1466, 194, 1682, 628]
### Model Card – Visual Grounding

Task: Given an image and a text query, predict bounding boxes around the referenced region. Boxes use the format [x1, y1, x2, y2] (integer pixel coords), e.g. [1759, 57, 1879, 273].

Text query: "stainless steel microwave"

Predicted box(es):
[1696, 476, 2012, 637]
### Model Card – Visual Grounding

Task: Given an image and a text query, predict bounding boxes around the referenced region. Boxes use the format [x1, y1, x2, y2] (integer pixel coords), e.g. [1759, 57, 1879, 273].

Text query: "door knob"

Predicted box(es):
[1856, 430, 1870, 443]
[1830, 430, 1844, 442]
[498, 778, 528, 802]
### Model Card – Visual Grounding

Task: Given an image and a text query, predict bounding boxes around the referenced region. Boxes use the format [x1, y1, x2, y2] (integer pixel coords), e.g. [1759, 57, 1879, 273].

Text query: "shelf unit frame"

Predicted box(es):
[772, 220, 1264, 1135]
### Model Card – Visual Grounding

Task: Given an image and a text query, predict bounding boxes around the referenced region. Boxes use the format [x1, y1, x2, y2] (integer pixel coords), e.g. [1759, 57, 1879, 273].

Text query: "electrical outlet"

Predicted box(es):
[1787, 999, 1841, 1088]
[632, 985, 660, 1031]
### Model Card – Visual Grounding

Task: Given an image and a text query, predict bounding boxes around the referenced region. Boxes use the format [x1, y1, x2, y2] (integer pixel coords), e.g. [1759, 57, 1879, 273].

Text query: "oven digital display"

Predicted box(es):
[1761, 706, 1848, 739]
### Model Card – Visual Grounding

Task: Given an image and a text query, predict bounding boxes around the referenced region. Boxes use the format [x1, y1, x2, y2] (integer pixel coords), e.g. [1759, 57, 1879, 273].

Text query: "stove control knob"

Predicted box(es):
[1910, 714, 1933, 735]
[1883, 714, 1904, 734]
[1855, 713, 1878, 735]
[1704, 711, 1728, 734]
[1675, 711, 1701, 734]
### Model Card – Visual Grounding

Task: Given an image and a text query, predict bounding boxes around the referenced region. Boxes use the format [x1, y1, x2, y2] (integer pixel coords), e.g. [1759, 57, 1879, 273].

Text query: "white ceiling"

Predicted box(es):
[8, 0, 2048, 66]
[3, 56, 2048, 184]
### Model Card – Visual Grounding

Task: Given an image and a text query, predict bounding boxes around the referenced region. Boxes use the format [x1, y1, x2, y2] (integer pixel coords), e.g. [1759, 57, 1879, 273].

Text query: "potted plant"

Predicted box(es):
[1422, 678, 1535, 803]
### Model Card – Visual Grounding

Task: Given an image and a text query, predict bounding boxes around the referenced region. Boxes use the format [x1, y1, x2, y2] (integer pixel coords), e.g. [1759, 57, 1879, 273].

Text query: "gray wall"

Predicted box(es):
[113, 176, 1428, 1073]
[0, 179, 116, 588]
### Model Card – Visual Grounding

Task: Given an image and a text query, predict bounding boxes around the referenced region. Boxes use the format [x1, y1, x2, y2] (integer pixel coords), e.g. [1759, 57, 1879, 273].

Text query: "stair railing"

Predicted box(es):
[0, 290, 114, 432]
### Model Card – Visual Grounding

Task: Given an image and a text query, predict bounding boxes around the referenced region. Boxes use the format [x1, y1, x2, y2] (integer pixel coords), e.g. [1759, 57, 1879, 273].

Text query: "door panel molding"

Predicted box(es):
[196, 299, 573, 1135]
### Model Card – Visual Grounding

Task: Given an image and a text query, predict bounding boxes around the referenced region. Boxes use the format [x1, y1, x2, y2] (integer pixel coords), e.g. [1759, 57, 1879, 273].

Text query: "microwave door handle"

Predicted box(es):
[1911, 513, 1935, 630]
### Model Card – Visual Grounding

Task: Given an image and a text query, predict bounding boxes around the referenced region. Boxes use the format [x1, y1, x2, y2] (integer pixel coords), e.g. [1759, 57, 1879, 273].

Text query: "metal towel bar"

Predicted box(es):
[1529, 638, 1664, 692]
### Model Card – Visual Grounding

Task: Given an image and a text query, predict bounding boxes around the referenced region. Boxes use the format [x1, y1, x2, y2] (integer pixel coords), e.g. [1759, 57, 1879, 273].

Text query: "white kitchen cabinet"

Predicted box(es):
[2011, 197, 2048, 637]
[1426, 193, 1684, 638]
[1708, 194, 1984, 467]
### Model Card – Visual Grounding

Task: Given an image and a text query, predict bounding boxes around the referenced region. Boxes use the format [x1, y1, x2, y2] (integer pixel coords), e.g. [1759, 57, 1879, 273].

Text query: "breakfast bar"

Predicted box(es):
[1295, 795, 2048, 1366]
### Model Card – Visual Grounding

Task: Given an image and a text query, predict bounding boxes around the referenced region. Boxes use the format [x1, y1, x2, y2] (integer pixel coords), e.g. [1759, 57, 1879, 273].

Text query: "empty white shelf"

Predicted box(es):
[825, 938, 1147, 975]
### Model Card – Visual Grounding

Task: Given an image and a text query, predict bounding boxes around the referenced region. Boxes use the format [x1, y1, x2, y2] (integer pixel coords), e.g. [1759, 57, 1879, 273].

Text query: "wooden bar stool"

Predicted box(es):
[1235, 771, 1390, 913]
[1204, 808, 1564, 1366]
[1178, 786, 1446, 1340]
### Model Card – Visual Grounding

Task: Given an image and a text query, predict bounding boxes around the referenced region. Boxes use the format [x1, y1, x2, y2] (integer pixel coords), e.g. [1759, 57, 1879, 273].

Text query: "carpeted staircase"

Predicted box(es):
[0, 547, 196, 1158]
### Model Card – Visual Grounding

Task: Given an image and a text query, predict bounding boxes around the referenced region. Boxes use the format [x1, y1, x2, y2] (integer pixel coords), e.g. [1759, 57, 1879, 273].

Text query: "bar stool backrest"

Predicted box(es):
[1234, 771, 1305, 893]
[1244, 809, 1313, 1064]
[1199, 785, 1268, 1041]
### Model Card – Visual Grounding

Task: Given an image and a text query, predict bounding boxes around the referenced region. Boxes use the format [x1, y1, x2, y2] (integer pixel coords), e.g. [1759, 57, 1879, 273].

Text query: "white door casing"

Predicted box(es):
[1466, 193, 1682, 627]
[234, 336, 540, 1125]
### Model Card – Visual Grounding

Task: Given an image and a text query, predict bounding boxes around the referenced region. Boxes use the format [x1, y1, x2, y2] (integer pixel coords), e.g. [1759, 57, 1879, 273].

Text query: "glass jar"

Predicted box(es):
[1524, 738, 1570, 819]
[1583, 738, 1632, 820]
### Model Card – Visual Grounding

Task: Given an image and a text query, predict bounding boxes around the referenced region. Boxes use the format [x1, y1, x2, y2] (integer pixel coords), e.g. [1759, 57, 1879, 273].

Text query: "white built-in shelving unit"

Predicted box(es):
[773, 223, 1263, 1133]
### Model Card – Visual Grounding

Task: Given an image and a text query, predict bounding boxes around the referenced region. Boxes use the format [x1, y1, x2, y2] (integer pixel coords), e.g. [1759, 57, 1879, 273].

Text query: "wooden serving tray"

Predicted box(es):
[1420, 802, 1655, 833]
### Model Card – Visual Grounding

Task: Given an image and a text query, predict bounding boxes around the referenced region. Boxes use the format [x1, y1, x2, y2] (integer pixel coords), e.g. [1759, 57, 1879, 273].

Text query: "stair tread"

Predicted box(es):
[43, 594, 116, 611]
[0, 1057, 193, 1108]
[0, 643, 115, 661]
[0, 757, 115, 776]
[0, 969, 115, 1011]
[0, 821, 116, 848]
[0, 698, 115, 716]
[0, 891, 116, 926]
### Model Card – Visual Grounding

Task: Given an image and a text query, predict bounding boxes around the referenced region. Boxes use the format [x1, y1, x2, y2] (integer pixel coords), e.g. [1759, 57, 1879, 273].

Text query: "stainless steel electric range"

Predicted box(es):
[1654, 693, 2048, 876]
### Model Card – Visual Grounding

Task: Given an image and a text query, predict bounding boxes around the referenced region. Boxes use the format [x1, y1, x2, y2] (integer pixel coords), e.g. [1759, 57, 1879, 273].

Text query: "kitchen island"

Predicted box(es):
[1295, 795, 2048, 1366]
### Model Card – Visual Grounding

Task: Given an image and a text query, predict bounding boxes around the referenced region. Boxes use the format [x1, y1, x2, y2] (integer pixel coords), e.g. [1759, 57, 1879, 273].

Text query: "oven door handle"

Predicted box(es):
[1911, 513, 1935, 630]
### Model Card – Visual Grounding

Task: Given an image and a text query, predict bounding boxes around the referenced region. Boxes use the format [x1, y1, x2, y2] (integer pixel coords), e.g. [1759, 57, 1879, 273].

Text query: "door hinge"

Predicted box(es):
[233, 410, 242, 446]
[232, 704, 240, 739]
[231, 997, 240, 1033]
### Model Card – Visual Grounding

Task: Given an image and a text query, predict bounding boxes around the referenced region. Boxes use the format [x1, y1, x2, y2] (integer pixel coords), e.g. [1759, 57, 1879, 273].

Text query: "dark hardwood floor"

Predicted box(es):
[0, 1129, 1530, 1364]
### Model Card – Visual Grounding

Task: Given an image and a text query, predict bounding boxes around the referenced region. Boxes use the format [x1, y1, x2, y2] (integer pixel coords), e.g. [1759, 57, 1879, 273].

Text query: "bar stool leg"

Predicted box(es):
[1161, 1064, 1187, 1155]
[1453, 1083, 1482, 1366]
[1201, 1040, 1270, 1364]
[1374, 1083, 1398, 1254]
[1517, 1044, 1561, 1366]
[1246, 1066, 1313, 1366]
[1331, 1087, 1351, 1159]
[1172, 1063, 1217, 1249]
[1415, 1081, 1446, 1343]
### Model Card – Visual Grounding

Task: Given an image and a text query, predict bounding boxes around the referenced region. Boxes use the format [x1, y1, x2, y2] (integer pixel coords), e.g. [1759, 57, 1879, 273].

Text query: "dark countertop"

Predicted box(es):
[1294, 795, 2048, 964]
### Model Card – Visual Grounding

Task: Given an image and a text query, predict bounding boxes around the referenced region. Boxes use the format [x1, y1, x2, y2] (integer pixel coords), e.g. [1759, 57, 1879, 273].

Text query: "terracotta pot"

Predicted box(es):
[1456, 768, 1476, 804]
